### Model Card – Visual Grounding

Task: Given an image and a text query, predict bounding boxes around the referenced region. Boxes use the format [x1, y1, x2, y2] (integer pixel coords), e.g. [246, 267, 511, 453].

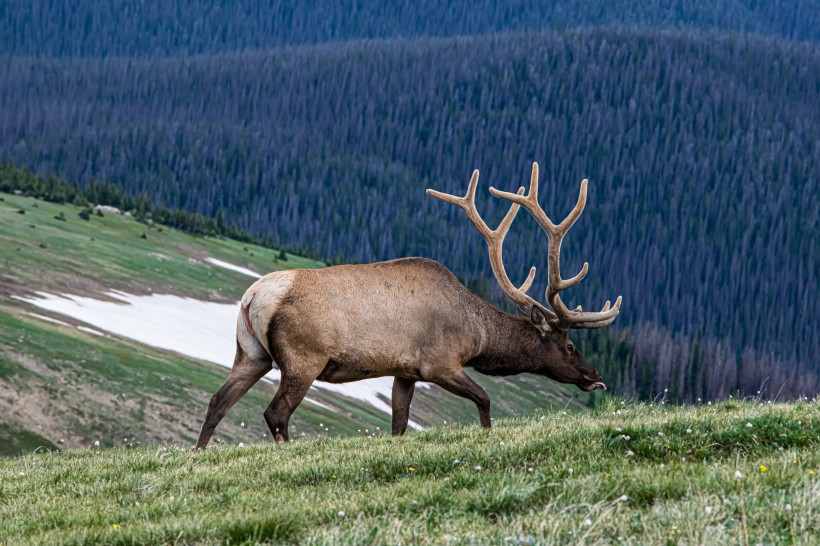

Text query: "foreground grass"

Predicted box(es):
[1, 400, 817, 545]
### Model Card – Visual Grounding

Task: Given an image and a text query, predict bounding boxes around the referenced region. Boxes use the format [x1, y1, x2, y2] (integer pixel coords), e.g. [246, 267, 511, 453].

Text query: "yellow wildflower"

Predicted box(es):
[759, 465, 768, 473]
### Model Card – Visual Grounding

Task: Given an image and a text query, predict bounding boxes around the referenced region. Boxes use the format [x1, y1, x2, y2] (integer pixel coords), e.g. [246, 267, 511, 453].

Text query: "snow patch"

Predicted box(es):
[77, 325, 107, 337]
[16, 291, 423, 427]
[28, 313, 71, 327]
[205, 257, 262, 279]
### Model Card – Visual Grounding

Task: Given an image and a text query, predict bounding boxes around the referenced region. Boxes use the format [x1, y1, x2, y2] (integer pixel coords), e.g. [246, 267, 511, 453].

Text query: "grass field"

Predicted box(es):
[1, 399, 817, 545]
[0, 191, 322, 301]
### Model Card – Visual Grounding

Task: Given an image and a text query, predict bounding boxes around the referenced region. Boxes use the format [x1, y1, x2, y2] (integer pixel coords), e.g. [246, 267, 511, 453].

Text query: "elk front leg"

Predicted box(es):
[430, 369, 491, 428]
[196, 351, 272, 450]
[263, 372, 315, 442]
[391, 377, 416, 436]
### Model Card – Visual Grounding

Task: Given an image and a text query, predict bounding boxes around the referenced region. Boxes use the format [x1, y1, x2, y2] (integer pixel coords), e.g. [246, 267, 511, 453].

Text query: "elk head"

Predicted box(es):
[427, 163, 622, 392]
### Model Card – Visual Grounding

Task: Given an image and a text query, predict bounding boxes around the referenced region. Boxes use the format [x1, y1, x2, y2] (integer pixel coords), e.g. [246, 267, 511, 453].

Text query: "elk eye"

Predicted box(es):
[566, 344, 574, 353]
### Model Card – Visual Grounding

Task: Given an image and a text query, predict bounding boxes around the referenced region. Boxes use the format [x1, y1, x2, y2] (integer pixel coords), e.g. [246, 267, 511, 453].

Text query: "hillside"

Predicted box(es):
[1, 0, 819, 57]
[1, 399, 817, 544]
[1, 29, 817, 391]
[0, 190, 589, 457]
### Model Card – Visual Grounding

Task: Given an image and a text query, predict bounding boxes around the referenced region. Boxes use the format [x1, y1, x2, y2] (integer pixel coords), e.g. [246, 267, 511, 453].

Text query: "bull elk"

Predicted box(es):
[195, 163, 621, 448]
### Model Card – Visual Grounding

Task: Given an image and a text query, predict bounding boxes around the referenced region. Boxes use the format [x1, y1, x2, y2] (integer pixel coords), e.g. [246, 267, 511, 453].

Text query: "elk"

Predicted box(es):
[195, 163, 621, 448]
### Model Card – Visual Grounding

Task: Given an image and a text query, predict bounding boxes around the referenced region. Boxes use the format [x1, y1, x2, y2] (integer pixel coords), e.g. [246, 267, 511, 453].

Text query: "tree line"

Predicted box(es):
[0, 163, 270, 247]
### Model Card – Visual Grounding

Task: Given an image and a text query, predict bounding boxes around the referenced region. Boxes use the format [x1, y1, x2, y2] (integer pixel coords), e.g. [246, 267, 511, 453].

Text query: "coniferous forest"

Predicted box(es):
[1, 2, 818, 402]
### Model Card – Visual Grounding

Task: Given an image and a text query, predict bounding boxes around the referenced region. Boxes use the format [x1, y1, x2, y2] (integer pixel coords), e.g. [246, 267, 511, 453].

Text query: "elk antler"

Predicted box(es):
[426, 170, 553, 320]
[489, 163, 622, 330]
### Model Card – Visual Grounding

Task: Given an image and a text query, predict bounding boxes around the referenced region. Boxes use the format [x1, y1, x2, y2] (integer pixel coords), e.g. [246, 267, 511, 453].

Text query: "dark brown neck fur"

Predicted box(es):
[465, 304, 545, 376]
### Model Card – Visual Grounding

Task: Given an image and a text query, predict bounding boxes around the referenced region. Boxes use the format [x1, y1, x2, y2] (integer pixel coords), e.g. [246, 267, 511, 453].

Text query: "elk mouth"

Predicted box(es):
[579, 380, 607, 392]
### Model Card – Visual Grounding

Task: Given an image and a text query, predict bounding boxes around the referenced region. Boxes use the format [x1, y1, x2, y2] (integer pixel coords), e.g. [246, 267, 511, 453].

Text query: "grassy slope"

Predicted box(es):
[0, 192, 586, 456]
[0, 400, 817, 545]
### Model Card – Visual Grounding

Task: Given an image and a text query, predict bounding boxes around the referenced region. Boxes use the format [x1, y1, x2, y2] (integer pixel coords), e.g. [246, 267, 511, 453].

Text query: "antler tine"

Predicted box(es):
[427, 170, 547, 316]
[489, 162, 622, 330]
[519, 266, 536, 293]
[426, 170, 491, 236]
[556, 296, 623, 329]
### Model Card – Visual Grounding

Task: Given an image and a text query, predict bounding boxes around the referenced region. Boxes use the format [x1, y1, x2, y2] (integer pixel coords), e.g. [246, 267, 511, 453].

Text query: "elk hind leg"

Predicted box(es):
[391, 377, 416, 436]
[263, 367, 319, 442]
[195, 343, 271, 449]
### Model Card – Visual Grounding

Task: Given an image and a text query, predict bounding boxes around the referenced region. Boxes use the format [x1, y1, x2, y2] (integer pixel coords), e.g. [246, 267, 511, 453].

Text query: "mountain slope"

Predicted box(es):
[1, 0, 819, 57]
[2, 29, 817, 374]
[0, 190, 588, 456]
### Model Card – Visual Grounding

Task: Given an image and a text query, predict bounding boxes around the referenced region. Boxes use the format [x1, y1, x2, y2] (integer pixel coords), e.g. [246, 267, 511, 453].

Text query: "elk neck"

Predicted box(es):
[464, 305, 546, 377]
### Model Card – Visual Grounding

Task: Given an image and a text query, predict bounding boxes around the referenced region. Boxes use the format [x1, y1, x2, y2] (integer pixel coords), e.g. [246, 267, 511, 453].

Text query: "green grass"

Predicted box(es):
[1, 399, 817, 545]
[0, 191, 323, 300]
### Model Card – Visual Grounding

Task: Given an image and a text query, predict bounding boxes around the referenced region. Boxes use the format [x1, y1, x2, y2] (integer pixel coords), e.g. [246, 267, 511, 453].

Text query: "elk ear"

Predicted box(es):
[530, 305, 552, 334]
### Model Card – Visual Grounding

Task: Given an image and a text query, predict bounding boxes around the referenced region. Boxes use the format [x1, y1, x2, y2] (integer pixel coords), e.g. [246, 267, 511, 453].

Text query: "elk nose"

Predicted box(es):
[583, 368, 602, 381]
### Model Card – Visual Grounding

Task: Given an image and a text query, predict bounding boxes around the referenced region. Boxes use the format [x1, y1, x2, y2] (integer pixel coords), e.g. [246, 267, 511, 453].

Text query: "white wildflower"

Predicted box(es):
[238, 442, 245, 448]
[617, 495, 628, 502]
[583, 518, 592, 527]
[338, 511, 345, 517]
[785, 504, 792, 511]
[626, 450, 634, 457]
[475, 465, 482, 471]
[705, 506, 712, 514]
[94, 440, 100, 447]
[735, 470, 743, 479]
[745, 422, 753, 428]
[686, 428, 692, 434]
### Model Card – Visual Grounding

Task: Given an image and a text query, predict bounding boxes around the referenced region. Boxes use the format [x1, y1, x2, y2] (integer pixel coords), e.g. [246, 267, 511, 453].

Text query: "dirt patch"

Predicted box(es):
[0, 346, 230, 451]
